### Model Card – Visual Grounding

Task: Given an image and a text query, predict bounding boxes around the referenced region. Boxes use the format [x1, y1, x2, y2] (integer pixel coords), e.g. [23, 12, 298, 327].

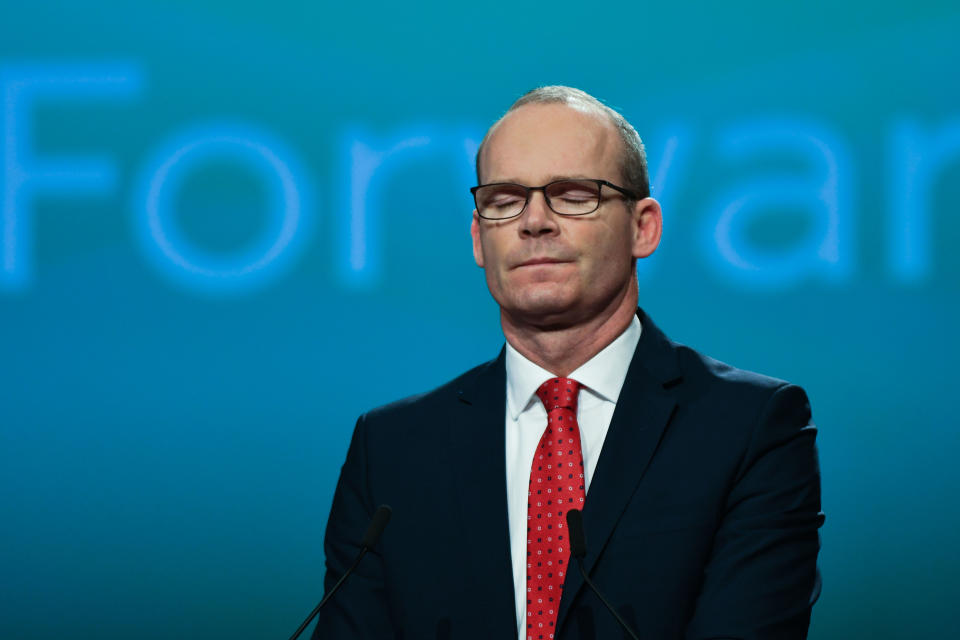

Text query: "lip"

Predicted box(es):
[515, 258, 572, 268]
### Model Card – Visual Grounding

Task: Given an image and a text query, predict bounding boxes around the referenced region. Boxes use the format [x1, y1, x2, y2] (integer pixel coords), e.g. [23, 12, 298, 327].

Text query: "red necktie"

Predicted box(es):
[526, 377, 585, 640]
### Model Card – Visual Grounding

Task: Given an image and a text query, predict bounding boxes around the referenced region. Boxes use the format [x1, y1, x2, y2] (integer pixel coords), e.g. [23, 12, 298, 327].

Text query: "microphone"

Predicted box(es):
[360, 504, 392, 549]
[565, 509, 640, 640]
[288, 505, 392, 640]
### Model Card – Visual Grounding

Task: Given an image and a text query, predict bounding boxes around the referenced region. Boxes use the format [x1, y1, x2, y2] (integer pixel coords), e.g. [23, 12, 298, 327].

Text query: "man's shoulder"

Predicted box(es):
[674, 341, 789, 391]
[664, 339, 810, 428]
[361, 351, 503, 425]
[635, 307, 796, 399]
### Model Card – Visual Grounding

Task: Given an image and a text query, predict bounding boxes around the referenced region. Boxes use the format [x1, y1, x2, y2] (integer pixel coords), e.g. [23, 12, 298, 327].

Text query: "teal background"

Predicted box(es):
[2, 1, 959, 637]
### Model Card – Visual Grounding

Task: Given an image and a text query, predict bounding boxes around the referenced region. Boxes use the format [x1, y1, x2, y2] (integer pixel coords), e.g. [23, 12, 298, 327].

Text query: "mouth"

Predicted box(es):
[515, 257, 572, 268]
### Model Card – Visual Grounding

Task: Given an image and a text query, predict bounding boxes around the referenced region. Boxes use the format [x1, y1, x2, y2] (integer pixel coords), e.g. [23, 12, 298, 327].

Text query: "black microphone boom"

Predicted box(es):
[565, 509, 640, 640]
[288, 505, 392, 640]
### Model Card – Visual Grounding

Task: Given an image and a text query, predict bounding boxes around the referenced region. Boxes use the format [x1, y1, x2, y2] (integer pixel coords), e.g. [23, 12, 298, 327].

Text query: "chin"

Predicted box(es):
[505, 287, 580, 322]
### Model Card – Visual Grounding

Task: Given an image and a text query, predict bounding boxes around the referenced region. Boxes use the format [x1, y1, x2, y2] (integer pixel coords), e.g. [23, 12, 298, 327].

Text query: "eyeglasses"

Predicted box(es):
[470, 178, 639, 221]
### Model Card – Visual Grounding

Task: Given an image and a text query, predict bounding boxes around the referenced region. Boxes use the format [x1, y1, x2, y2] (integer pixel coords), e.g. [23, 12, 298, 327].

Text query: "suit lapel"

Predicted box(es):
[450, 350, 518, 636]
[556, 308, 683, 633]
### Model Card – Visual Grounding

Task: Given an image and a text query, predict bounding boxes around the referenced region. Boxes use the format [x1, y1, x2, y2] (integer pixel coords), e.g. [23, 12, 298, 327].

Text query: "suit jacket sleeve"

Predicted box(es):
[312, 414, 395, 639]
[685, 383, 825, 639]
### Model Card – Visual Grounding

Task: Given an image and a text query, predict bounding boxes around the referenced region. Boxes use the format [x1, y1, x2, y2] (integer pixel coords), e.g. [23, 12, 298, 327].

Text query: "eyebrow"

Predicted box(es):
[484, 174, 596, 185]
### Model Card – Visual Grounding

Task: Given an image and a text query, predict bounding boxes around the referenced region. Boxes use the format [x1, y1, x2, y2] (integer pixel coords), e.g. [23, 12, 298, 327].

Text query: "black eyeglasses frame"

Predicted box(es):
[470, 178, 641, 221]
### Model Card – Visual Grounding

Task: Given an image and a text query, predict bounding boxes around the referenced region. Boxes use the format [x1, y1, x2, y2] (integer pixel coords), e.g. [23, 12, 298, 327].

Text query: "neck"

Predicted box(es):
[501, 281, 639, 377]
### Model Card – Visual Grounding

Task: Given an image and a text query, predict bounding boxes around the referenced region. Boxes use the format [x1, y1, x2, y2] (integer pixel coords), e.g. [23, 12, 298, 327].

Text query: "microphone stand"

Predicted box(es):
[566, 509, 640, 640]
[289, 505, 392, 640]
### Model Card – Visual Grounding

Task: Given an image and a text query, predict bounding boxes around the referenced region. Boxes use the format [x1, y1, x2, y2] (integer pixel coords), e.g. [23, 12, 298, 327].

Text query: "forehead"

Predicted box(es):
[481, 102, 620, 184]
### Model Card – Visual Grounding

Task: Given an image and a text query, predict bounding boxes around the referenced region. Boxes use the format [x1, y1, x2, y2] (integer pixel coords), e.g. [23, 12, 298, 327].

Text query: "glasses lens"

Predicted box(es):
[545, 180, 601, 215]
[475, 184, 528, 219]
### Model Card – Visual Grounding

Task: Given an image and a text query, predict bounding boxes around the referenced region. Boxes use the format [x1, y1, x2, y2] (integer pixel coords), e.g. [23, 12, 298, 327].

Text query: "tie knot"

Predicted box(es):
[536, 377, 581, 412]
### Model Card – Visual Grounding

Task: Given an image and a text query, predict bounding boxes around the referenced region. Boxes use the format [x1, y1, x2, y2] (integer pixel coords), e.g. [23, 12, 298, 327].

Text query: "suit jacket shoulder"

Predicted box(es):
[669, 340, 806, 433]
[358, 349, 506, 443]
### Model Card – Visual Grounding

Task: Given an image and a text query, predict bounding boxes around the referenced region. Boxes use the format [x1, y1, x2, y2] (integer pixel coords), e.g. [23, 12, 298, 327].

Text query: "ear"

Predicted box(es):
[471, 210, 485, 268]
[630, 197, 663, 259]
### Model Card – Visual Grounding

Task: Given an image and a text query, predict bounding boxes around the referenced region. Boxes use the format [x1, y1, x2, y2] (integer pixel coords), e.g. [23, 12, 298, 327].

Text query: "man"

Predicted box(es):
[315, 86, 824, 639]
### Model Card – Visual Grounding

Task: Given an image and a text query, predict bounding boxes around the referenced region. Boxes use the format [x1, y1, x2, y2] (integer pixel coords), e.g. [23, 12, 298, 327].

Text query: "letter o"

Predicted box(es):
[134, 123, 311, 294]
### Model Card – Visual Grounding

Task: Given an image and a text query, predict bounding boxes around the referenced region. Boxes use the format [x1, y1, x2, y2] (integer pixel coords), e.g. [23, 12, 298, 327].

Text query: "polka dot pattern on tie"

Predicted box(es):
[526, 377, 585, 640]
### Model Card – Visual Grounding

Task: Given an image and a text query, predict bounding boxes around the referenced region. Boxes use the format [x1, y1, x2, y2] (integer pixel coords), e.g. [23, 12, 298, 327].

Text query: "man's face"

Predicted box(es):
[471, 102, 653, 327]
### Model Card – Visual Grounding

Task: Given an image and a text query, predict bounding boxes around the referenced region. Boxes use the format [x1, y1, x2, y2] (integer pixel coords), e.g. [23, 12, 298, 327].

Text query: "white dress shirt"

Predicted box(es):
[504, 315, 642, 636]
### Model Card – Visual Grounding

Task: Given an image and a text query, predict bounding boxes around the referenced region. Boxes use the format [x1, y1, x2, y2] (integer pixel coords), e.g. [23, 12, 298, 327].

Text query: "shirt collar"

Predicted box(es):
[505, 314, 642, 420]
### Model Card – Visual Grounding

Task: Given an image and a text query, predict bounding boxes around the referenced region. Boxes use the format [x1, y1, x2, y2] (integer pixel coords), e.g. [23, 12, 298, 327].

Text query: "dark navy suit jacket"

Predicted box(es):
[314, 309, 824, 639]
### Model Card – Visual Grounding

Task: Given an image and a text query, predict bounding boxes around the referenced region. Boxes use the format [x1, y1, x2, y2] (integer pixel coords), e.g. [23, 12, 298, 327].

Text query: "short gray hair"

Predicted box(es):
[475, 86, 650, 201]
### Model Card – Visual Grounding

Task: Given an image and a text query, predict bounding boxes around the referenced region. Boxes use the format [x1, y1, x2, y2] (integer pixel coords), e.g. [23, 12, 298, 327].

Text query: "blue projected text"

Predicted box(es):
[2, 61, 956, 296]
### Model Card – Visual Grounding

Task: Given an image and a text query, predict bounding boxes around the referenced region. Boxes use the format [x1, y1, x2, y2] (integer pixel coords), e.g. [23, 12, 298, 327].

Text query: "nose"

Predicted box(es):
[519, 189, 560, 238]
